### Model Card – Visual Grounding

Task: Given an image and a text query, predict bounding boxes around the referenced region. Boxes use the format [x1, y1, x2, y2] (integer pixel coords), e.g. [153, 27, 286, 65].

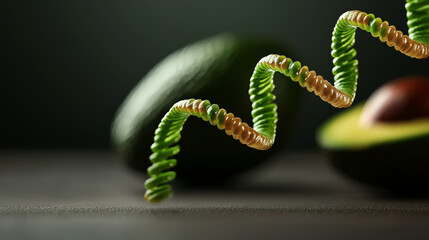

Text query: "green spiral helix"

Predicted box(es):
[407, 0, 429, 45]
[145, 2, 429, 203]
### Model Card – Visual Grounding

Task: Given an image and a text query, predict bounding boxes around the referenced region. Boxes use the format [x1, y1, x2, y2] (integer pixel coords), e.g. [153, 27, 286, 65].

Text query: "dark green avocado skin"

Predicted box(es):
[111, 33, 301, 182]
[324, 135, 429, 194]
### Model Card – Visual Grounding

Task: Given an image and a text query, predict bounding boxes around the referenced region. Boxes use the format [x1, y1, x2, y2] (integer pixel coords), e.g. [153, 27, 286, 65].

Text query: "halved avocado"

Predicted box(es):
[318, 103, 429, 193]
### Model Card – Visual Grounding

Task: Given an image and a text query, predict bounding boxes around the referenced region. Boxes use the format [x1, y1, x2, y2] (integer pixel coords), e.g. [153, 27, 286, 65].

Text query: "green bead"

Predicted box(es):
[365, 14, 375, 32]
[207, 104, 220, 124]
[200, 100, 211, 121]
[378, 22, 389, 40]
[216, 109, 227, 129]
[370, 17, 382, 37]
[289, 61, 301, 81]
[282, 58, 293, 76]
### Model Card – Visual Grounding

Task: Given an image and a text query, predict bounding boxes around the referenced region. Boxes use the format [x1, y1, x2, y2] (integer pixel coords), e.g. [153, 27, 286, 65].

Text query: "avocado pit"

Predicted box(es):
[360, 76, 429, 126]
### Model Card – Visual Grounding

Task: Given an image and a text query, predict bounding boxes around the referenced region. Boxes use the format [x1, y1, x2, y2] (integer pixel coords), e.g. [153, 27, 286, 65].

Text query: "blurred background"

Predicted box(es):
[2, 0, 429, 151]
[3, 2, 429, 239]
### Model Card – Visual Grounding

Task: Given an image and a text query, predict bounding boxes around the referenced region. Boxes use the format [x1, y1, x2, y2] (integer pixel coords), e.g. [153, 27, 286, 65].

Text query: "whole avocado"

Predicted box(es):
[318, 76, 429, 194]
[111, 33, 301, 182]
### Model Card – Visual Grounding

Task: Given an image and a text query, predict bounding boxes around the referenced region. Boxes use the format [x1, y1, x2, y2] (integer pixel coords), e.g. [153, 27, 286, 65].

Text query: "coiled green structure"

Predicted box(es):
[407, 0, 429, 45]
[145, 3, 429, 203]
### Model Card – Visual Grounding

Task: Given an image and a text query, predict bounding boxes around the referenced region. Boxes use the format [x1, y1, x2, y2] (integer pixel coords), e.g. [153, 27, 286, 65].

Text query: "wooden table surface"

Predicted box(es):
[0, 150, 428, 240]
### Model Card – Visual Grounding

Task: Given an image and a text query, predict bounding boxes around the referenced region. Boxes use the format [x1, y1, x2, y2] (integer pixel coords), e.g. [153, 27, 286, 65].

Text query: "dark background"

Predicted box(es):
[2, 0, 429, 150]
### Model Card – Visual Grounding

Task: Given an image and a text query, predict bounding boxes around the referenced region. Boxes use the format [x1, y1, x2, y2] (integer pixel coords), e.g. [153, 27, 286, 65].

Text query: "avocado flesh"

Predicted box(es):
[318, 104, 429, 193]
[319, 104, 429, 150]
[111, 33, 301, 182]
